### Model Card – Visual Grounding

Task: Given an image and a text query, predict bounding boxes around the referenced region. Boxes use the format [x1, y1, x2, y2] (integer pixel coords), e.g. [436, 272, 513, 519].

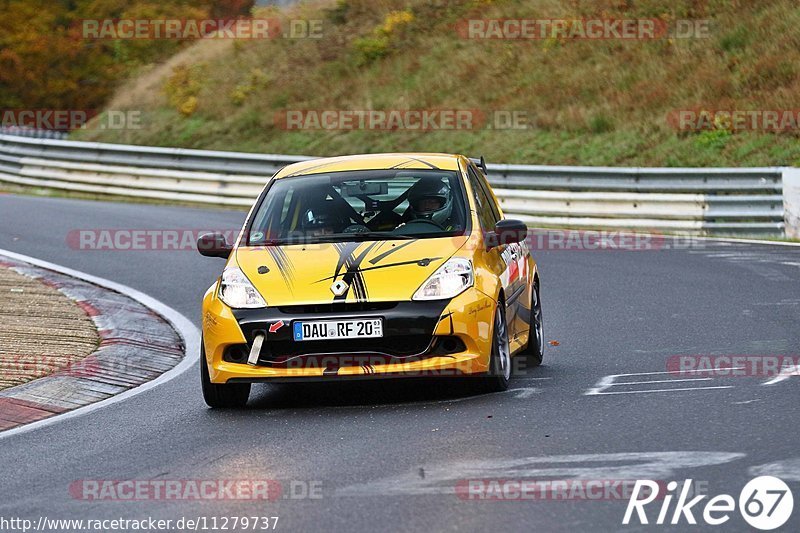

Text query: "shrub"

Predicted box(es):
[589, 114, 614, 134]
[352, 9, 414, 66]
[164, 64, 205, 116]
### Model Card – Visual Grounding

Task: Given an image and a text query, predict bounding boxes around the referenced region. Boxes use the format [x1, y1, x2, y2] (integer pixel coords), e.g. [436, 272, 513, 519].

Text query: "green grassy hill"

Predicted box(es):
[74, 0, 800, 167]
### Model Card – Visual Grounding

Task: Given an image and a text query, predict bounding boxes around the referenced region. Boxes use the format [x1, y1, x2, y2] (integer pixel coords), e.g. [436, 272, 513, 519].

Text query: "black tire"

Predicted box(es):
[519, 279, 544, 367]
[481, 303, 512, 392]
[201, 344, 250, 408]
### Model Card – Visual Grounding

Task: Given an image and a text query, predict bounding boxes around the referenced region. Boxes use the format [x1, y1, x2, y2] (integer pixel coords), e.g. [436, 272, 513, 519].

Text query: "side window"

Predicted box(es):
[467, 165, 499, 231]
[475, 169, 502, 222]
[251, 188, 293, 243]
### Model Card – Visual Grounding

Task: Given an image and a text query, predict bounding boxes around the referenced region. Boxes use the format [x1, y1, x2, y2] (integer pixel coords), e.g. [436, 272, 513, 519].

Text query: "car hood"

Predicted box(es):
[234, 236, 469, 306]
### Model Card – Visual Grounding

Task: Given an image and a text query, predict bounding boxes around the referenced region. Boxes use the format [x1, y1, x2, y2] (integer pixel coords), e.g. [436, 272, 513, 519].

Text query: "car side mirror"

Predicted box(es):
[197, 232, 233, 258]
[486, 219, 527, 249]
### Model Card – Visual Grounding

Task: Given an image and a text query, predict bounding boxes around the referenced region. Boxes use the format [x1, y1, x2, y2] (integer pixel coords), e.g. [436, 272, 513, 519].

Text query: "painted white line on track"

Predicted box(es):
[587, 386, 732, 395]
[750, 458, 800, 481]
[337, 451, 746, 497]
[601, 368, 743, 378]
[508, 387, 539, 399]
[762, 364, 799, 385]
[585, 369, 744, 396]
[0, 248, 200, 441]
[621, 378, 713, 385]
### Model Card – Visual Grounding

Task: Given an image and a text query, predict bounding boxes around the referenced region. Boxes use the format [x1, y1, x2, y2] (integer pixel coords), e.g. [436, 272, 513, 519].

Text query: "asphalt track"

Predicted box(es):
[0, 194, 798, 532]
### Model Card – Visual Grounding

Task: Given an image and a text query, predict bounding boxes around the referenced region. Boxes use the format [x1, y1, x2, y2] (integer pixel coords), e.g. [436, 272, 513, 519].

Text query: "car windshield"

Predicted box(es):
[247, 169, 468, 245]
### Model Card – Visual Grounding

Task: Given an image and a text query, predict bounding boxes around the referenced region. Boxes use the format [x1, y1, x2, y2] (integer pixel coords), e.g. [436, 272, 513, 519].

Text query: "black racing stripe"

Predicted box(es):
[276, 247, 295, 279]
[351, 269, 367, 301]
[289, 156, 439, 176]
[359, 257, 442, 274]
[389, 157, 439, 170]
[372, 241, 388, 255]
[368, 240, 416, 265]
[266, 246, 295, 289]
[349, 243, 378, 301]
[315, 256, 443, 283]
[389, 159, 416, 170]
[284, 160, 342, 177]
[404, 156, 440, 169]
[333, 242, 360, 280]
[334, 242, 378, 301]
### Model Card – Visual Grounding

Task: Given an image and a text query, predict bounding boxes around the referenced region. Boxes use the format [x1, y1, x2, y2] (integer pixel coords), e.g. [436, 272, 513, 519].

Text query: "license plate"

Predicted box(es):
[293, 318, 383, 341]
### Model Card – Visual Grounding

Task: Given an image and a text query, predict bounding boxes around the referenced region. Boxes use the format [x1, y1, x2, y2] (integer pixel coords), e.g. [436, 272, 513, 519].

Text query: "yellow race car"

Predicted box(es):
[197, 153, 543, 407]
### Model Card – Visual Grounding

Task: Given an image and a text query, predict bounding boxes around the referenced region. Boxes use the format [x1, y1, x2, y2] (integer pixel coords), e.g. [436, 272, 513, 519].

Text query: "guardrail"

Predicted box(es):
[0, 127, 68, 140]
[0, 133, 790, 236]
[489, 166, 785, 235]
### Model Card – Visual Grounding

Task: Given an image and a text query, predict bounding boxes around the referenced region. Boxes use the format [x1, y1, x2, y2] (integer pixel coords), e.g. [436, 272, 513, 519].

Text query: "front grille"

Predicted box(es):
[224, 336, 466, 368]
[277, 302, 398, 315]
[261, 334, 432, 361]
[230, 300, 454, 369]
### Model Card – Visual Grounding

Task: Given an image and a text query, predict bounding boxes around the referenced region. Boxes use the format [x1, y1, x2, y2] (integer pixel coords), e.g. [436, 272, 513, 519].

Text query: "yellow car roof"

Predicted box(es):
[274, 153, 463, 178]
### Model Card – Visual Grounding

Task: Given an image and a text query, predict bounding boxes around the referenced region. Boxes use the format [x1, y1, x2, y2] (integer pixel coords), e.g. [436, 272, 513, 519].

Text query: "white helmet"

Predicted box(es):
[408, 177, 453, 227]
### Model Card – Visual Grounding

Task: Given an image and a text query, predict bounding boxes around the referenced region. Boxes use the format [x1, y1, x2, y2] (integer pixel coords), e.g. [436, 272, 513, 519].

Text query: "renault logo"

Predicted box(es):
[330, 279, 349, 296]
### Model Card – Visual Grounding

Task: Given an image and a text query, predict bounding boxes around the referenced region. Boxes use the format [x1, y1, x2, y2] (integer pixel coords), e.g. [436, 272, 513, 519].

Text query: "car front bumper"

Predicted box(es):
[201, 286, 497, 383]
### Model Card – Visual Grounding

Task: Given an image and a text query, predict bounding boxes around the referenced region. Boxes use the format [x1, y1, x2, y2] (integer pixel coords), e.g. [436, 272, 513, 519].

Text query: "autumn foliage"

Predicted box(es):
[0, 0, 254, 110]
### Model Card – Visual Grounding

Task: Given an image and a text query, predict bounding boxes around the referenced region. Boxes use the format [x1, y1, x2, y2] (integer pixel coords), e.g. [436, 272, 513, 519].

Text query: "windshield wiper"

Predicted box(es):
[251, 238, 286, 246]
[339, 231, 415, 241]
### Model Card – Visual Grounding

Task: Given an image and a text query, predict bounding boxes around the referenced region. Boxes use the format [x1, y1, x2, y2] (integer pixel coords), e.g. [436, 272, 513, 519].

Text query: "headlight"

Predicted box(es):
[413, 258, 473, 301]
[218, 267, 267, 309]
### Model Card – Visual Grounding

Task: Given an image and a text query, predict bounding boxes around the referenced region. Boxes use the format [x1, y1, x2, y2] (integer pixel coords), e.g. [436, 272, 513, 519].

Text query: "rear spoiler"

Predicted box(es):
[469, 156, 488, 175]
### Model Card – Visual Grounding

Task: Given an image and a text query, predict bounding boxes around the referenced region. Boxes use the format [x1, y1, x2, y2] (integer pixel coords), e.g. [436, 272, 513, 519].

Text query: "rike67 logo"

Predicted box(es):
[623, 476, 794, 530]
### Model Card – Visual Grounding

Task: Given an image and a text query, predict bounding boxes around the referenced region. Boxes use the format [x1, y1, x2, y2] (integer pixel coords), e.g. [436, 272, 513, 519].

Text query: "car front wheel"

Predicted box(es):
[481, 303, 512, 392]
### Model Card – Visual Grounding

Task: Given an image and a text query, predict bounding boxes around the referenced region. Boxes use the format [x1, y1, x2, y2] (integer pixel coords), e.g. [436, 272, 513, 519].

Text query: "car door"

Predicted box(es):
[477, 169, 531, 345]
[466, 164, 528, 351]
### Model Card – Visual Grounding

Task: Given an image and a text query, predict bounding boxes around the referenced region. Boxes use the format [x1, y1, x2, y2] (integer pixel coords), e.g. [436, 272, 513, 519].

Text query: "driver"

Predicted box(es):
[300, 197, 347, 237]
[407, 176, 454, 229]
